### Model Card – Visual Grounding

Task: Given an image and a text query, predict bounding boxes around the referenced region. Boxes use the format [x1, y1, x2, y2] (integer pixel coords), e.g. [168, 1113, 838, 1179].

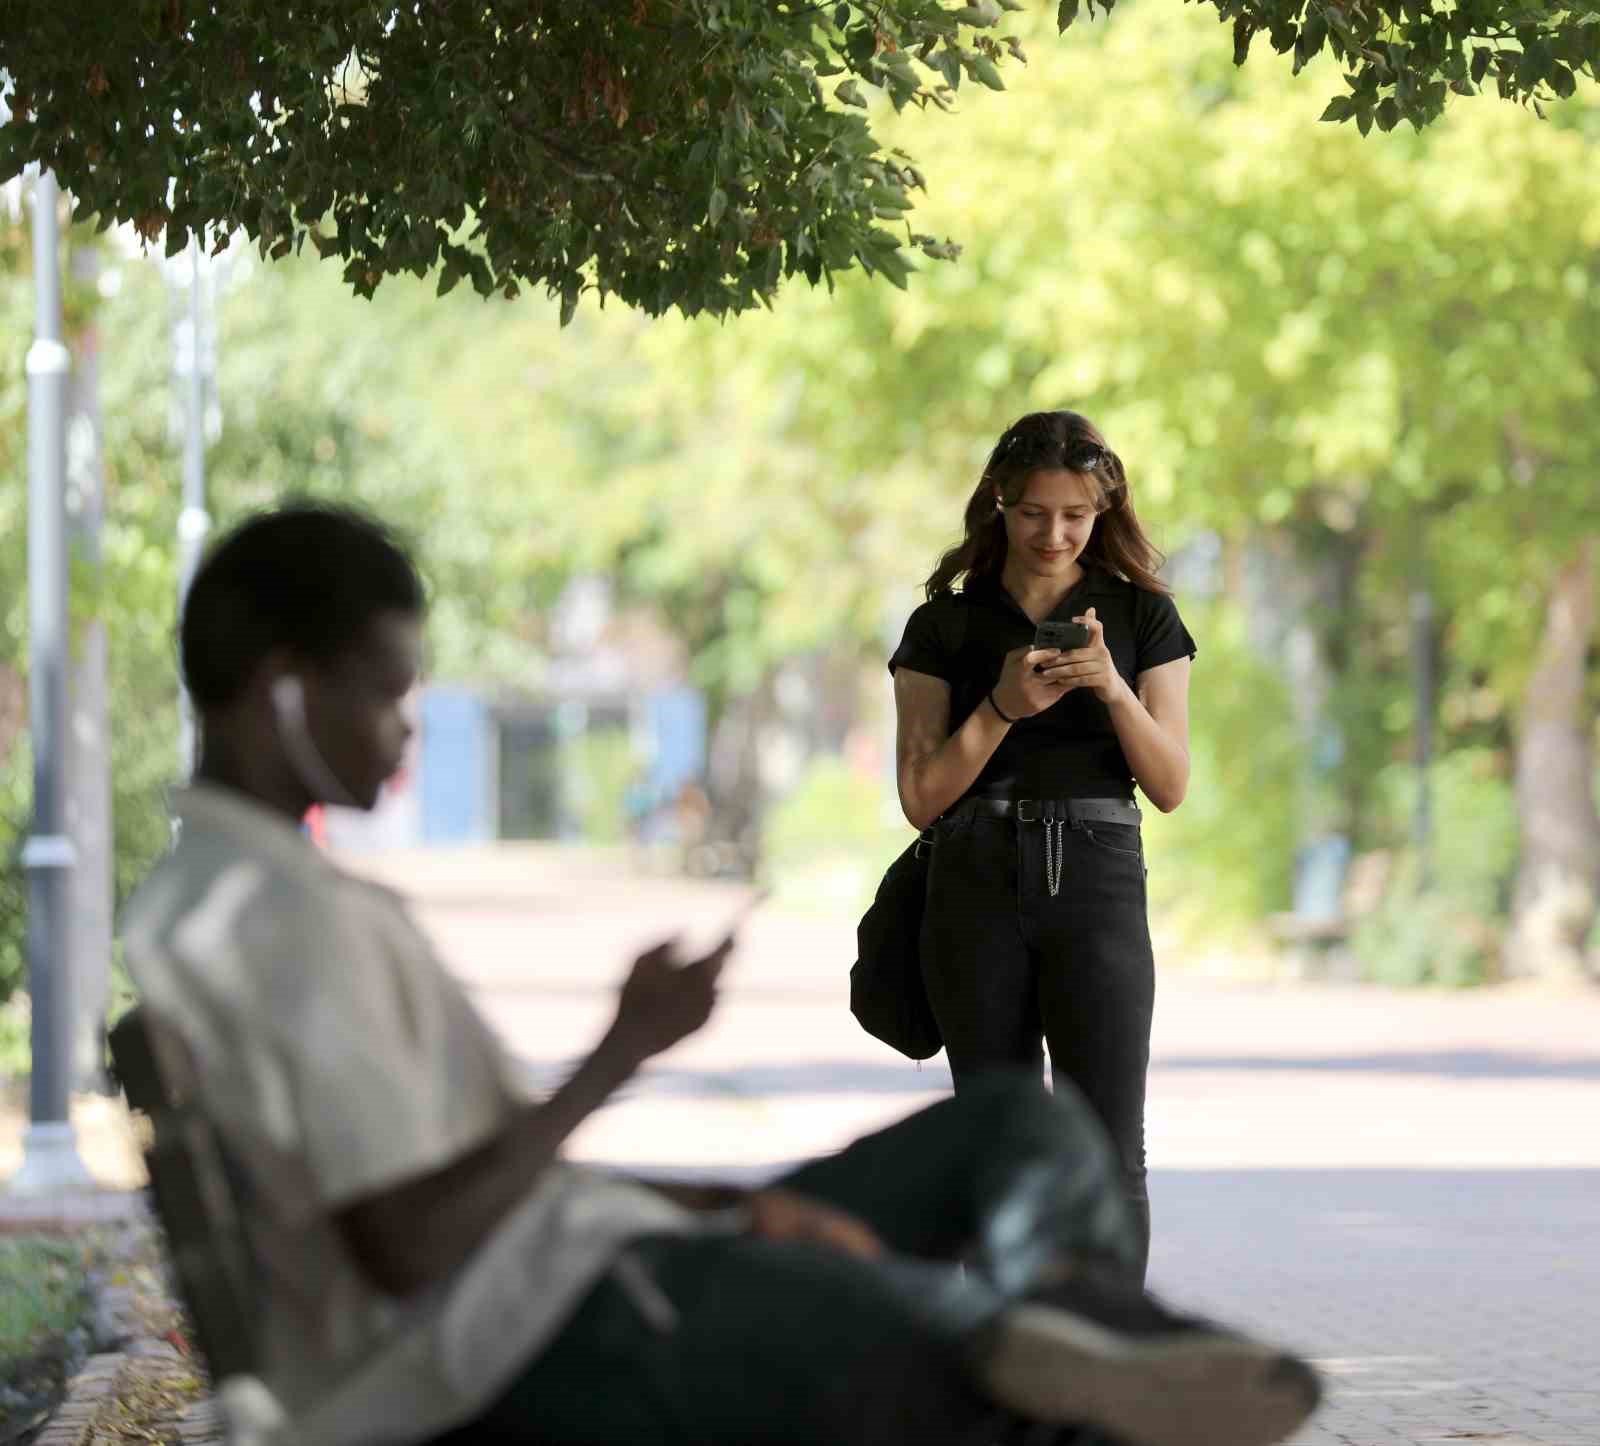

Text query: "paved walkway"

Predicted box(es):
[371, 846, 1600, 1446]
[5, 842, 1598, 1445]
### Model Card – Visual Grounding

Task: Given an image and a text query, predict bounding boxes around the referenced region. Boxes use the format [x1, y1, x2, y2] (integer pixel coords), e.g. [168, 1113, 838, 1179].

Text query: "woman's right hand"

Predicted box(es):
[992, 644, 1070, 721]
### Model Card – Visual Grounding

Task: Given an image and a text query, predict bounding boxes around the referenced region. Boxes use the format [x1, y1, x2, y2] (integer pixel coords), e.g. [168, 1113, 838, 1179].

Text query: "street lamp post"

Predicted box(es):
[174, 234, 212, 777]
[13, 167, 93, 1194]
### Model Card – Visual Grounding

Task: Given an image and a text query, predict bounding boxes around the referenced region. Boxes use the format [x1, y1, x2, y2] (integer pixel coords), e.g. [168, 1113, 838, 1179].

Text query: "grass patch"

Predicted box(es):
[0, 1237, 90, 1360]
[0, 1235, 94, 1439]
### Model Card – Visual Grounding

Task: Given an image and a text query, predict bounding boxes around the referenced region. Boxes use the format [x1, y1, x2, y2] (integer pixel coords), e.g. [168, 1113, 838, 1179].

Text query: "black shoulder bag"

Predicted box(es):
[849, 829, 942, 1060]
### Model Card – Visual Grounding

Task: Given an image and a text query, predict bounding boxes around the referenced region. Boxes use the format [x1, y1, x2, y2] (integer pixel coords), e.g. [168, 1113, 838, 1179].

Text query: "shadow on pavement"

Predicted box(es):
[514, 1047, 1600, 1100]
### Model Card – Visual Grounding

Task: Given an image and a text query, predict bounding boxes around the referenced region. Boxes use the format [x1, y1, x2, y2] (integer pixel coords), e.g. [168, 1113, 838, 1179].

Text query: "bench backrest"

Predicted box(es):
[108, 1004, 261, 1383]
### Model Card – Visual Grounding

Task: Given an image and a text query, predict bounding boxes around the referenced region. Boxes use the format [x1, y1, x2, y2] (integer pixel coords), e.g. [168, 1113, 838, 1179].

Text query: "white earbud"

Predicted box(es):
[269, 674, 305, 722]
[269, 672, 359, 809]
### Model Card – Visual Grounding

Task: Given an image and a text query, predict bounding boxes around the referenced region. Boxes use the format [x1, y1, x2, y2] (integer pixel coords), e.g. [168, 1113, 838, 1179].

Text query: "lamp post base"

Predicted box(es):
[7, 1120, 95, 1195]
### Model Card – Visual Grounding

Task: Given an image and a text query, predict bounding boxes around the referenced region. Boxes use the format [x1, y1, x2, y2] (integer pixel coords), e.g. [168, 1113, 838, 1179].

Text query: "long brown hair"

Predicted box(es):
[923, 410, 1168, 599]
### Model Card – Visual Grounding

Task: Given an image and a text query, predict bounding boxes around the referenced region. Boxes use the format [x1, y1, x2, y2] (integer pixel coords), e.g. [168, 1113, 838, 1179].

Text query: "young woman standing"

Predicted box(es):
[889, 410, 1195, 1281]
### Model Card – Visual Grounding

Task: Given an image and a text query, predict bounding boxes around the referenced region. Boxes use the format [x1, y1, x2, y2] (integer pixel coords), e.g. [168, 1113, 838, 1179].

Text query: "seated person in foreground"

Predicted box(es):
[121, 503, 1321, 1446]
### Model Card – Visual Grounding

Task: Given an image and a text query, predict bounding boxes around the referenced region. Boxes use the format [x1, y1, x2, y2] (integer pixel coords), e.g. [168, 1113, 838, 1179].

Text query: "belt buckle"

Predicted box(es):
[1016, 799, 1041, 823]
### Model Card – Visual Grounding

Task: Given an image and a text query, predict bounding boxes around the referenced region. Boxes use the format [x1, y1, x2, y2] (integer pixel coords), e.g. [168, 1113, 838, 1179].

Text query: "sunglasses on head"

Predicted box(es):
[1062, 441, 1108, 474]
[996, 432, 1108, 475]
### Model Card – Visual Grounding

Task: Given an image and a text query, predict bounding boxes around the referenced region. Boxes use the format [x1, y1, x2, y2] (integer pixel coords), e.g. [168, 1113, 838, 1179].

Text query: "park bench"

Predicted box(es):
[108, 1004, 290, 1446]
[107, 1005, 555, 1445]
[109, 1005, 781, 1446]
[1266, 846, 1391, 979]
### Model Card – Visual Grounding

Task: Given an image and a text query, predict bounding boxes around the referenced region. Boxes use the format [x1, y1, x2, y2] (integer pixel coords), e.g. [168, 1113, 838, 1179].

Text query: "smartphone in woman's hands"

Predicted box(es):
[1034, 619, 1091, 652]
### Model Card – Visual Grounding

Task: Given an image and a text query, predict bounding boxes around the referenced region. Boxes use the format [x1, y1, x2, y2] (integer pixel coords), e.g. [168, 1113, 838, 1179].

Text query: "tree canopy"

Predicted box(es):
[2, 0, 1597, 320]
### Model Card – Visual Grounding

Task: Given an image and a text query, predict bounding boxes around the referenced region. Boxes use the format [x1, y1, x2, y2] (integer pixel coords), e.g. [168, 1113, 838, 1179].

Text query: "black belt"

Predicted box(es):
[952, 796, 1141, 827]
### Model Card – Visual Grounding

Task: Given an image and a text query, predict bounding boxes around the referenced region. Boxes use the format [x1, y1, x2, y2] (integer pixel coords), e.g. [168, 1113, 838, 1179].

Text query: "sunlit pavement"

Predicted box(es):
[6, 842, 1595, 1445]
[355, 844, 1600, 1446]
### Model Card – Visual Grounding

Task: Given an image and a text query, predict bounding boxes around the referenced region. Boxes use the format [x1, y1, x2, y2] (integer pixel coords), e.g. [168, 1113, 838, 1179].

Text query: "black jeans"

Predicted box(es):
[444, 1074, 1139, 1446]
[919, 811, 1155, 1280]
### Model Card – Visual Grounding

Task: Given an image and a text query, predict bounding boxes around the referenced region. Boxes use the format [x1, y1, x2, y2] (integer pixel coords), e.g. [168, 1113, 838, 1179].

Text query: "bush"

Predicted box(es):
[761, 756, 910, 912]
[1141, 601, 1301, 942]
[1349, 747, 1516, 986]
[0, 703, 177, 1019]
[0, 736, 30, 1007]
[0, 1236, 93, 1421]
[1351, 853, 1495, 987]
[560, 727, 639, 845]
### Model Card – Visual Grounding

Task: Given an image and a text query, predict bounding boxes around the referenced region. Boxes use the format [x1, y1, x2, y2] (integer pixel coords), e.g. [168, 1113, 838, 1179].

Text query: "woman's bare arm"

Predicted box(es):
[1105, 656, 1191, 813]
[894, 668, 1012, 831]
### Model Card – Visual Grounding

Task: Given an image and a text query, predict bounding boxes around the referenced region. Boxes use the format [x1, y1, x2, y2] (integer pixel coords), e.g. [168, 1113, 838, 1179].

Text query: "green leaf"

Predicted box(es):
[709, 187, 728, 226]
[1319, 94, 1356, 122]
[1057, 0, 1080, 31]
[1233, 18, 1257, 67]
[953, 2, 1001, 26]
[971, 55, 1006, 90]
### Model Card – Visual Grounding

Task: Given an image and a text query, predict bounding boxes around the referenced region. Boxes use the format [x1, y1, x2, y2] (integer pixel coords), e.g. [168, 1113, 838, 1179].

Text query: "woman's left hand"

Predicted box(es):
[1038, 608, 1127, 705]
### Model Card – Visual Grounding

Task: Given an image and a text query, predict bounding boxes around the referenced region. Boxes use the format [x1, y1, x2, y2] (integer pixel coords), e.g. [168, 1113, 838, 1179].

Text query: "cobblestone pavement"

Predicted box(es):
[6, 843, 1598, 1445]
[380, 847, 1600, 1446]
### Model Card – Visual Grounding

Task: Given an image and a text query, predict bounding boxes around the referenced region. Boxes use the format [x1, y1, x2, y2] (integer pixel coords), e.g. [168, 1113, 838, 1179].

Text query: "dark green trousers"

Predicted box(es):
[449, 1072, 1139, 1445]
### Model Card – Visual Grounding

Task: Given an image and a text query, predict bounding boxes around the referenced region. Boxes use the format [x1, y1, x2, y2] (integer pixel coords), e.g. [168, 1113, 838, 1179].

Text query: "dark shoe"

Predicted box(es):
[1026, 1255, 1237, 1340]
[974, 1294, 1321, 1446]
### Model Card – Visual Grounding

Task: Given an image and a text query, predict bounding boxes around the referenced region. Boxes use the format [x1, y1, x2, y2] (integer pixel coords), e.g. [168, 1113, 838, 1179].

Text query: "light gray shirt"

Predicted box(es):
[120, 785, 693, 1445]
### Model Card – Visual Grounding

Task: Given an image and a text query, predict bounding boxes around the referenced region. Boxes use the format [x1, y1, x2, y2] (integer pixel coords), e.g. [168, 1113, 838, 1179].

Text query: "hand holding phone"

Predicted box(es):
[1032, 619, 1091, 671]
[613, 896, 757, 1064]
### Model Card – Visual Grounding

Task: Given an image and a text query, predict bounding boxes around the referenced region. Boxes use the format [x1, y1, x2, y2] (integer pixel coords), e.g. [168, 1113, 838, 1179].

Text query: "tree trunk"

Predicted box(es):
[1506, 539, 1600, 981]
[704, 675, 775, 878]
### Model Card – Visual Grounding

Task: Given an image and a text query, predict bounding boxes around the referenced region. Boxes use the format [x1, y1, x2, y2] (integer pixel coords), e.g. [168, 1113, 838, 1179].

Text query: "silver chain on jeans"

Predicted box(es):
[1043, 819, 1065, 897]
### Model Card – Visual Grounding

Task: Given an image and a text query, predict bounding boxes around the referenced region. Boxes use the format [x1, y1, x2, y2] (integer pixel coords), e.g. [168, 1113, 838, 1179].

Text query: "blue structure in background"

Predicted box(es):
[420, 687, 492, 844]
[417, 683, 707, 847]
[1292, 834, 1352, 924]
[645, 686, 708, 799]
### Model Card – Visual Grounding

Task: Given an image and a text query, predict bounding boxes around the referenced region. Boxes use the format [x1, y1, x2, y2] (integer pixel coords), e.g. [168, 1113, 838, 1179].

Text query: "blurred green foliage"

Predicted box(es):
[9, 0, 1595, 317]
[1350, 749, 1520, 985]
[1141, 603, 1302, 937]
[1, 237, 180, 1007]
[762, 756, 910, 913]
[2, 1, 1597, 1016]
[561, 729, 639, 847]
[0, 1234, 93, 1429]
[1353, 855, 1496, 988]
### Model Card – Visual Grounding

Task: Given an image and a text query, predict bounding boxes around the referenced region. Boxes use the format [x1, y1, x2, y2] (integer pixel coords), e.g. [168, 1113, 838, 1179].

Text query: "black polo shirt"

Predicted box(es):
[888, 566, 1196, 801]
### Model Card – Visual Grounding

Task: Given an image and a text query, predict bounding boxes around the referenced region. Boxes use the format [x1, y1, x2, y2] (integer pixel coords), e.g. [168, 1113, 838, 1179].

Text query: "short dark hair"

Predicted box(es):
[180, 501, 426, 711]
